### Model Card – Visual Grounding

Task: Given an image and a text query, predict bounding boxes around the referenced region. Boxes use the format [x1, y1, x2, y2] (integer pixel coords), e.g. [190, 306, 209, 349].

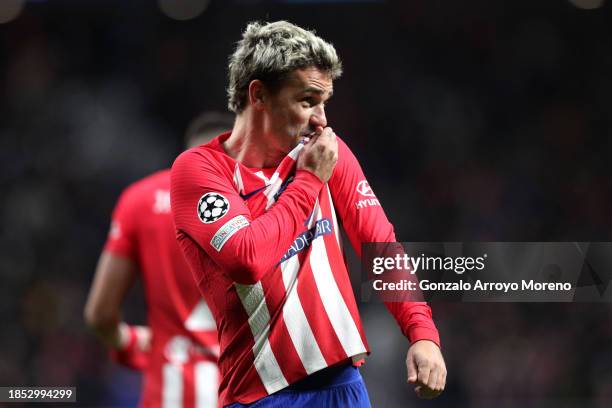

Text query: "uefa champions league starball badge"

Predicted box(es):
[197, 192, 230, 223]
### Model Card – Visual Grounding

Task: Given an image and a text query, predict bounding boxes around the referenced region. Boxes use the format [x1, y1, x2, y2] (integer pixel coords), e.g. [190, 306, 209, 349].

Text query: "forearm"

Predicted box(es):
[222, 170, 322, 282]
[175, 169, 324, 284]
[327, 138, 440, 346]
[85, 314, 125, 349]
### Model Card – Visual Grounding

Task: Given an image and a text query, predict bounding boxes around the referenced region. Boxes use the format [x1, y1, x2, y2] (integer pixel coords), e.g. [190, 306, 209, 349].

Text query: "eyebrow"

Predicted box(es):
[302, 87, 334, 98]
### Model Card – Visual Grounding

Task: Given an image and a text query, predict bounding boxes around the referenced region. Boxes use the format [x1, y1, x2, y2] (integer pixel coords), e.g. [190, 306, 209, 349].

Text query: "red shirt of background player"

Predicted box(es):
[105, 170, 219, 408]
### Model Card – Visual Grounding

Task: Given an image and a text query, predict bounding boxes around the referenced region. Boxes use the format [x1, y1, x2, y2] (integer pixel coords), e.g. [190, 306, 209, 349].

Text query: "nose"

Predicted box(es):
[310, 104, 327, 129]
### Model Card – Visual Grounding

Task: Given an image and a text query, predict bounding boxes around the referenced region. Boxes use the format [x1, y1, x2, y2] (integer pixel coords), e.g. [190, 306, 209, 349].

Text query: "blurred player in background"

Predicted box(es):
[85, 111, 235, 407]
[171, 21, 446, 407]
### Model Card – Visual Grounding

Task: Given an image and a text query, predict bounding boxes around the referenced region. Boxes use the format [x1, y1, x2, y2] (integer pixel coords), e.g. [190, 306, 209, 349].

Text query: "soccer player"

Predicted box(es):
[170, 22, 446, 407]
[84, 112, 235, 407]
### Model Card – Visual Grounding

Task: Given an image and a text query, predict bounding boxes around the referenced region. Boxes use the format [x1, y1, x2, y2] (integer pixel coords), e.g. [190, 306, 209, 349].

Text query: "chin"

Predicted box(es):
[285, 134, 301, 149]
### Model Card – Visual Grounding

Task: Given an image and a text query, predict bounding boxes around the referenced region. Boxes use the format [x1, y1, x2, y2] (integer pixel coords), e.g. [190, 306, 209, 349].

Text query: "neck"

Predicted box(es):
[224, 110, 287, 168]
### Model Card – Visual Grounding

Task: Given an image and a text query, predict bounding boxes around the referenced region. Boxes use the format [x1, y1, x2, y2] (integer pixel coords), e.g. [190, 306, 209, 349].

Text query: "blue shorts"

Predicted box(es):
[226, 364, 371, 408]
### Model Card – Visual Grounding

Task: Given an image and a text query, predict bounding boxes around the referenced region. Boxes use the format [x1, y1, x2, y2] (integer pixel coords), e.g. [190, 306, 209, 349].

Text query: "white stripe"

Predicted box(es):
[255, 337, 290, 394]
[269, 171, 280, 185]
[262, 142, 305, 209]
[280, 255, 328, 374]
[281, 252, 300, 289]
[234, 282, 289, 394]
[185, 300, 216, 331]
[162, 364, 183, 408]
[195, 361, 218, 408]
[233, 163, 245, 194]
[305, 197, 319, 229]
[288, 142, 305, 160]
[326, 186, 342, 250]
[264, 178, 283, 209]
[309, 206, 367, 358]
[254, 171, 270, 184]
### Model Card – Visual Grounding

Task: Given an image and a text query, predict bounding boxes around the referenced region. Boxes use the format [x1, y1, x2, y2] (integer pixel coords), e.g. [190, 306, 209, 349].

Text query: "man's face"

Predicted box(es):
[263, 67, 333, 152]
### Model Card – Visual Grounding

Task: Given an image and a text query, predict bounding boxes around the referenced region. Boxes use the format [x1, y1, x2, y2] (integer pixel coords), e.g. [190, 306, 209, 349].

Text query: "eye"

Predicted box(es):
[301, 98, 316, 107]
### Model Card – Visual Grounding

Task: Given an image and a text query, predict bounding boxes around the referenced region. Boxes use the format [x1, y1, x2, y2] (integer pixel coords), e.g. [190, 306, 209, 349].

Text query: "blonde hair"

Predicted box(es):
[227, 21, 342, 113]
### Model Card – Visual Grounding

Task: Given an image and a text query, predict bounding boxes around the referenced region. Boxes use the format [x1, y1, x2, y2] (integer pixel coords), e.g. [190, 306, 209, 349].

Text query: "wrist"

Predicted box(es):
[410, 339, 439, 348]
[408, 326, 441, 349]
[115, 322, 133, 350]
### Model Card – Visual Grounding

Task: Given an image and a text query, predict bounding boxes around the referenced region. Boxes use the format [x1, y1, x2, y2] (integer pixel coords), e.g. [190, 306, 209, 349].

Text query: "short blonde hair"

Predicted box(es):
[227, 21, 342, 113]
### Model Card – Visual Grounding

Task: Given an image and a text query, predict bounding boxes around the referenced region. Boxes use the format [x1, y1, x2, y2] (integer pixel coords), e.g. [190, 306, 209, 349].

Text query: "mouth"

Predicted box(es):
[301, 130, 317, 138]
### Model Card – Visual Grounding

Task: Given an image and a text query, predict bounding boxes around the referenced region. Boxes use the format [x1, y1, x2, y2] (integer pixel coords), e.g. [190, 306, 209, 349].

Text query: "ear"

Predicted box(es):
[247, 80, 266, 111]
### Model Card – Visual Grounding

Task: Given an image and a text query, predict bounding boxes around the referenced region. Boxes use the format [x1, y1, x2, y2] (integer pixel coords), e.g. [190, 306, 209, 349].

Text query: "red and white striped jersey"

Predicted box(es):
[105, 170, 220, 408]
[170, 133, 440, 407]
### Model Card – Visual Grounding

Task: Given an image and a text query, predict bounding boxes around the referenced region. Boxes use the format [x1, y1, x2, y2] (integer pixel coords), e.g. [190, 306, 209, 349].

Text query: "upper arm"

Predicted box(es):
[84, 251, 138, 327]
[170, 150, 255, 260]
[85, 187, 140, 326]
[328, 137, 396, 255]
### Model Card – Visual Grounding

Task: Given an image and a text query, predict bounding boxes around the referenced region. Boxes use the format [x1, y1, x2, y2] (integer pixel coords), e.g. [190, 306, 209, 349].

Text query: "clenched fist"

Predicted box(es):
[407, 340, 447, 399]
[297, 127, 338, 183]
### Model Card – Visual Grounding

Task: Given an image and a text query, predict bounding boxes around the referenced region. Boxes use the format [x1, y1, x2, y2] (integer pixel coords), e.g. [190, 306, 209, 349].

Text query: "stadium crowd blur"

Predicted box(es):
[2, 0, 612, 407]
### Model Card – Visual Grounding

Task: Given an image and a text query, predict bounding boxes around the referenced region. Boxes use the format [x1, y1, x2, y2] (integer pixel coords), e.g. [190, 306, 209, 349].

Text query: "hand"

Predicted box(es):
[297, 126, 338, 183]
[111, 324, 152, 370]
[117, 323, 152, 352]
[406, 340, 446, 399]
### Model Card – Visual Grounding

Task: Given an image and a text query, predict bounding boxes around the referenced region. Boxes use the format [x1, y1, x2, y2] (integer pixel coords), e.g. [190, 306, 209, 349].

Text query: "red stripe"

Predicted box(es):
[222, 364, 267, 407]
[183, 362, 195, 408]
[261, 267, 308, 383]
[296, 248, 348, 366]
[319, 191, 370, 351]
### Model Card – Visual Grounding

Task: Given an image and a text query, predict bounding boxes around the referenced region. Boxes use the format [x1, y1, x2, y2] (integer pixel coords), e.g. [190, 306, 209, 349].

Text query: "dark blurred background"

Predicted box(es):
[1, 0, 612, 407]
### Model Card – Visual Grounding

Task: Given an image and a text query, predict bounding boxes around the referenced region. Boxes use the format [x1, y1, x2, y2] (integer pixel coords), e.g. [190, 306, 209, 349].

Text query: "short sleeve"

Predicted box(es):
[103, 186, 139, 260]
